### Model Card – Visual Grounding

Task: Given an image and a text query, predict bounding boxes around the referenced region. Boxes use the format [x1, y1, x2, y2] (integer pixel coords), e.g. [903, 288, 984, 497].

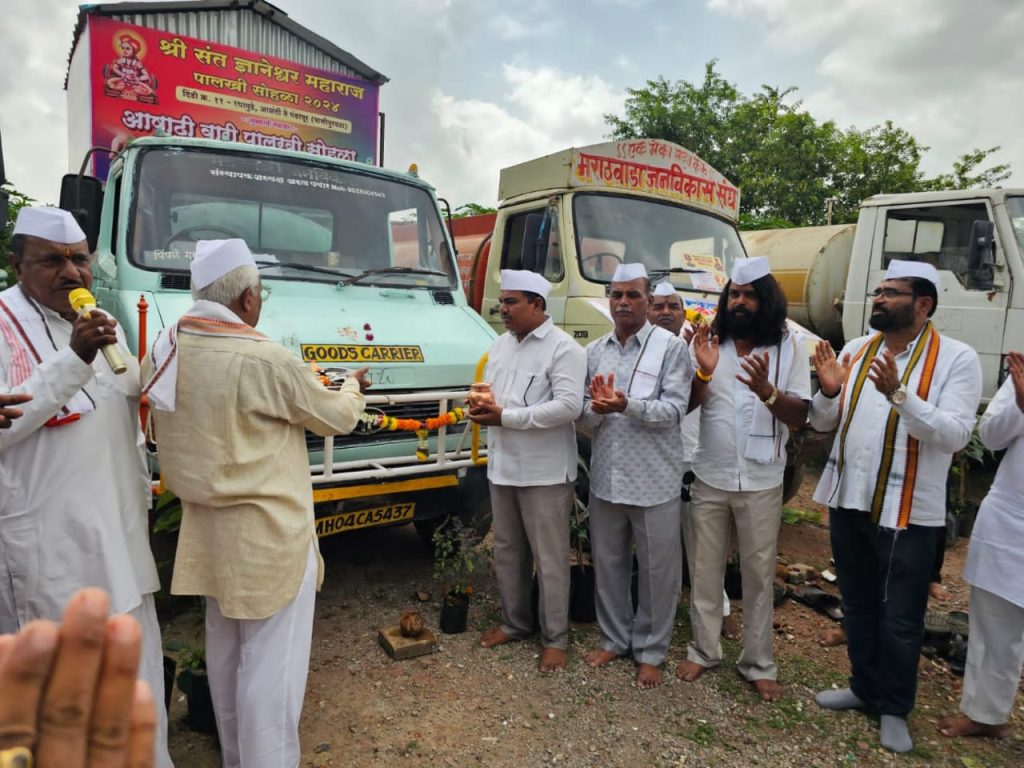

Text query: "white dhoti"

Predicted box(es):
[129, 594, 174, 768]
[960, 585, 1024, 725]
[205, 543, 318, 768]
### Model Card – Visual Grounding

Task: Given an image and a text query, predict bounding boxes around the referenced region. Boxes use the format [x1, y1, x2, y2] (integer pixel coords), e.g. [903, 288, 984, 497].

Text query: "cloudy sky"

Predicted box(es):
[1, 0, 1021, 209]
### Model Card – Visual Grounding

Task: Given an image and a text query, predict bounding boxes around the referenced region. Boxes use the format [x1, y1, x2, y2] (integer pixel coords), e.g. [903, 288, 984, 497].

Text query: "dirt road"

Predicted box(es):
[162, 473, 1023, 767]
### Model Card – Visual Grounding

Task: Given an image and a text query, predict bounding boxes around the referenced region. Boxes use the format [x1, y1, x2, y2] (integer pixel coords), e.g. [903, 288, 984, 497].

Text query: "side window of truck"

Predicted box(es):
[500, 209, 564, 283]
[882, 203, 994, 291]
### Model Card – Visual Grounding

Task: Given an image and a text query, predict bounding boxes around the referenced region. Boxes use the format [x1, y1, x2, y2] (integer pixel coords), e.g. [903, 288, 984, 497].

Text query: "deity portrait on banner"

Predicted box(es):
[103, 30, 158, 103]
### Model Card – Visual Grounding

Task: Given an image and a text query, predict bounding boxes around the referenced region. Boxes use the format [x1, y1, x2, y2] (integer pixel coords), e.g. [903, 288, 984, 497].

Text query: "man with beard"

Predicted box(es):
[582, 263, 690, 689]
[648, 282, 738, 639]
[810, 260, 981, 753]
[676, 257, 810, 702]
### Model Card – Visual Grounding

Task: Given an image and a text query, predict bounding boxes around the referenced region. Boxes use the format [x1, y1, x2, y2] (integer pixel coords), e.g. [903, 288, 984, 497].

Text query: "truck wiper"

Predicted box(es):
[340, 267, 449, 286]
[255, 260, 355, 279]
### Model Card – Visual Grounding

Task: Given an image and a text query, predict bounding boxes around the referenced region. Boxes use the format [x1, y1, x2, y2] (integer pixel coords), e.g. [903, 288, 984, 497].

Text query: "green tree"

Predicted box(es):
[0, 184, 34, 275]
[605, 61, 1012, 228]
[453, 203, 496, 218]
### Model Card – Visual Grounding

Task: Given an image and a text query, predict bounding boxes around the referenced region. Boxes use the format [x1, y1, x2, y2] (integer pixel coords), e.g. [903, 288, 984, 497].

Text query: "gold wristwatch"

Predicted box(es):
[761, 385, 779, 406]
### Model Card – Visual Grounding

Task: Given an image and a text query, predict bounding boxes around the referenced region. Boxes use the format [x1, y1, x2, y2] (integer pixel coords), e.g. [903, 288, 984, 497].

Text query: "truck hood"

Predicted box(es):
[148, 288, 496, 390]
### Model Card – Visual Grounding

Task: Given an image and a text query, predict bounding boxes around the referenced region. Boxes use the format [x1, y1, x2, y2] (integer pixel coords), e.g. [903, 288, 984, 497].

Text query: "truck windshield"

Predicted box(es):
[573, 192, 744, 291]
[1006, 196, 1024, 258]
[128, 148, 456, 289]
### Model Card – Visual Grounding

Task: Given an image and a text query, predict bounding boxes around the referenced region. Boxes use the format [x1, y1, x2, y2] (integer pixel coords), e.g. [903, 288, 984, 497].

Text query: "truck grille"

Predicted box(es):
[305, 397, 464, 451]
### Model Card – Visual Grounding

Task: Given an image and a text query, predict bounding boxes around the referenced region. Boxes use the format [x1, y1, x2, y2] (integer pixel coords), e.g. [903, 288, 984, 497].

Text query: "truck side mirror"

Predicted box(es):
[0, 188, 8, 232]
[59, 174, 104, 253]
[967, 219, 995, 270]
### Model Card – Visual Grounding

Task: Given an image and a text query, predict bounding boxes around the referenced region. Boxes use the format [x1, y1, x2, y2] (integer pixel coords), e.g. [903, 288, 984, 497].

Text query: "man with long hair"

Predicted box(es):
[676, 257, 810, 702]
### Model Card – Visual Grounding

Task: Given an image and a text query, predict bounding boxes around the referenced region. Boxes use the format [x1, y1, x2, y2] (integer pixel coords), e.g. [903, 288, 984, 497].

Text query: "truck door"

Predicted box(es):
[867, 199, 1008, 398]
[481, 201, 566, 333]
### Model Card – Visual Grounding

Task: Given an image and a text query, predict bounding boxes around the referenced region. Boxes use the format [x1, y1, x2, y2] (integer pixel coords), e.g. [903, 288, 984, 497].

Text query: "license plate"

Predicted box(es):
[315, 502, 415, 538]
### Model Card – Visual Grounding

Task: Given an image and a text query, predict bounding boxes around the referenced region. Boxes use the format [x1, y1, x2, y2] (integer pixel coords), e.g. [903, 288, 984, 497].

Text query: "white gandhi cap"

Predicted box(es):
[191, 239, 258, 290]
[730, 256, 771, 285]
[652, 281, 676, 297]
[885, 259, 940, 289]
[499, 269, 551, 298]
[12, 206, 87, 244]
[611, 262, 648, 282]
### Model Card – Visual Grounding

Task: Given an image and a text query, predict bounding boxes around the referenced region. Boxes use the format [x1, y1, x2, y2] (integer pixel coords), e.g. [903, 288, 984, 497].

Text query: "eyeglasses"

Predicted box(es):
[260, 285, 272, 302]
[868, 288, 915, 300]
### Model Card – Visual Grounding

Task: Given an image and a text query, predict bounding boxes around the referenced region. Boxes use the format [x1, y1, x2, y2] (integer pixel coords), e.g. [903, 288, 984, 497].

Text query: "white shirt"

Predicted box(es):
[0, 293, 159, 631]
[964, 376, 1024, 608]
[485, 317, 586, 486]
[692, 335, 811, 492]
[810, 330, 981, 526]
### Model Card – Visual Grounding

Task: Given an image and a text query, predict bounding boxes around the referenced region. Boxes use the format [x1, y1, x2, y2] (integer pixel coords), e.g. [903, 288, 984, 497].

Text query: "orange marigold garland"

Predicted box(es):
[357, 406, 469, 462]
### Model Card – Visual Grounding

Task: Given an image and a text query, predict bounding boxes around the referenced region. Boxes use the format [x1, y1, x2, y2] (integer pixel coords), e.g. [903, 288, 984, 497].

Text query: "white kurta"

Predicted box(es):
[964, 375, 1024, 608]
[0, 293, 159, 630]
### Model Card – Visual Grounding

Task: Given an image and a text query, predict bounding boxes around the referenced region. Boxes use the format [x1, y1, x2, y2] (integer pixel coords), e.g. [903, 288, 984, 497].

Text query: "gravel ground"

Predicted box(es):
[162, 472, 1024, 767]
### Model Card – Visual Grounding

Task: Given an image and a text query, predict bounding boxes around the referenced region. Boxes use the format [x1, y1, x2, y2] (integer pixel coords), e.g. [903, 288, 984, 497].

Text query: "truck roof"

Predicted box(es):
[120, 135, 433, 190]
[862, 187, 1024, 207]
[65, 0, 387, 88]
[497, 139, 741, 223]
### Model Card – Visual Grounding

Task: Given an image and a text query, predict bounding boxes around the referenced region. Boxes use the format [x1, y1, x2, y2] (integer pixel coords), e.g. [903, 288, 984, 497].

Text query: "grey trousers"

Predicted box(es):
[590, 495, 682, 666]
[687, 477, 782, 681]
[961, 585, 1024, 725]
[490, 481, 572, 649]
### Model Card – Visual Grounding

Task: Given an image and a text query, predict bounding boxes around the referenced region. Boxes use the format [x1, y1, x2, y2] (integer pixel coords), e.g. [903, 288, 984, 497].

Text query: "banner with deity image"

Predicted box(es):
[87, 16, 379, 180]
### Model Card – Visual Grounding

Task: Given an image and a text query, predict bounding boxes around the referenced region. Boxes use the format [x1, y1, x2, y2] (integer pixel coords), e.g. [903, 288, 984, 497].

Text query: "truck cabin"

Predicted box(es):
[120, 143, 457, 291]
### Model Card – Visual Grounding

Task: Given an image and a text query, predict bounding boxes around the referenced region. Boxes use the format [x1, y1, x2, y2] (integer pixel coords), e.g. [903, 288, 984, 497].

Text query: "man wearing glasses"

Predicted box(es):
[809, 260, 982, 753]
[0, 206, 172, 766]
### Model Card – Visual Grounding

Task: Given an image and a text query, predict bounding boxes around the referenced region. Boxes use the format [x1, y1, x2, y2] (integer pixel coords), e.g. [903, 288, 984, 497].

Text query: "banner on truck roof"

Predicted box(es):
[571, 139, 741, 221]
[87, 17, 379, 180]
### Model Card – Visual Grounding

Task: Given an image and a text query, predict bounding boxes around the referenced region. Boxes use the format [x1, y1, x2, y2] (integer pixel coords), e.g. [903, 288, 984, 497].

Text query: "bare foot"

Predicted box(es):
[818, 626, 847, 647]
[480, 626, 515, 648]
[722, 614, 741, 640]
[675, 660, 706, 682]
[635, 663, 663, 689]
[930, 582, 952, 601]
[584, 648, 620, 668]
[937, 714, 1010, 739]
[750, 678, 783, 702]
[539, 647, 567, 673]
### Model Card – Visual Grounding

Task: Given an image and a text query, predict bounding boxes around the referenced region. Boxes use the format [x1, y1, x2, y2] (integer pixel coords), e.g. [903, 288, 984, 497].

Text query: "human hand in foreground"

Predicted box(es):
[692, 323, 719, 379]
[468, 400, 503, 426]
[811, 340, 850, 397]
[351, 367, 371, 393]
[0, 393, 32, 429]
[69, 313, 118, 365]
[868, 349, 900, 398]
[0, 588, 156, 768]
[1007, 351, 1024, 413]
[589, 373, 626, 414]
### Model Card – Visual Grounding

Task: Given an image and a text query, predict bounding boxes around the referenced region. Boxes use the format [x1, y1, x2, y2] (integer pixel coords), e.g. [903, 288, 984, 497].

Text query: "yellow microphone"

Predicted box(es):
[68, 288, 128, 375]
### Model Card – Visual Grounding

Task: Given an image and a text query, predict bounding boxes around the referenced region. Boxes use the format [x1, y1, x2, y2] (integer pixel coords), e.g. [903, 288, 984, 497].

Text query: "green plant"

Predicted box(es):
[431, 516, 487, 596]
[152, 489, 182, 534]
[570, 496, 591, 565]
[949, 425, 991, 518]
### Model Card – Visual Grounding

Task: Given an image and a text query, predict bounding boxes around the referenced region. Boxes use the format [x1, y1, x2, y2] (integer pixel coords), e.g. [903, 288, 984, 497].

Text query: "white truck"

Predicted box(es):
[742, 189, 1024, 402]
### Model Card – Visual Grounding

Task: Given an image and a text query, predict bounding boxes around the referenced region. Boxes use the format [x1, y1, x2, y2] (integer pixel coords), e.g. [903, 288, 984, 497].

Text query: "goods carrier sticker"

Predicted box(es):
[301, 344, 424, 363]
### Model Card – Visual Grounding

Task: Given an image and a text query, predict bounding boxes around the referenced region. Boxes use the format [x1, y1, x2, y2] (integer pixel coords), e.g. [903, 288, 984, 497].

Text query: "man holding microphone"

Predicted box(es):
[0, 207, 172, 766]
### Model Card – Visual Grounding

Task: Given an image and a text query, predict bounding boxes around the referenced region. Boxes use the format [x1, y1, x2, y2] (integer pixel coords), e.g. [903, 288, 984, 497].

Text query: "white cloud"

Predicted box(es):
[426, 64, 624, 206]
